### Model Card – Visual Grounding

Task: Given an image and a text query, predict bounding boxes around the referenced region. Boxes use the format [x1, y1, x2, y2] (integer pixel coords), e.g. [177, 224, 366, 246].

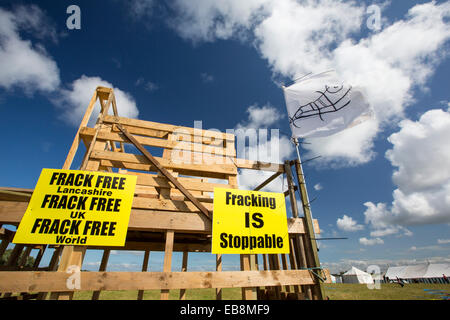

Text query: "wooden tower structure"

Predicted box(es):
[0, 87, 329, 300]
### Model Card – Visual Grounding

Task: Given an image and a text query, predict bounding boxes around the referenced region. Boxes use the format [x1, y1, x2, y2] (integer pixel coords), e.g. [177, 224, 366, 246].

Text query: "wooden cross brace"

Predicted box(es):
[116, 124, 212, 220]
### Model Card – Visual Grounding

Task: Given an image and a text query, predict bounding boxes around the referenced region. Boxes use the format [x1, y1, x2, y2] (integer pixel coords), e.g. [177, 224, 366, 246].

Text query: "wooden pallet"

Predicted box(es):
[0, 87, 329, 300]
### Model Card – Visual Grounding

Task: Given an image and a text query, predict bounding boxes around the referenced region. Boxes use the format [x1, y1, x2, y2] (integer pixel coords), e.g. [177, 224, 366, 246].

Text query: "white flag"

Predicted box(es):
[283, 71, 372, 139]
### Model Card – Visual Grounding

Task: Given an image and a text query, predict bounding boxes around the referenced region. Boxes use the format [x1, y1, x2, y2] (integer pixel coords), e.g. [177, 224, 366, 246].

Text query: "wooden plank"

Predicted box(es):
[116, 125, 213, 220]
[127, 171, 232, 192]
[0, 270, 317, 292]
[0, 201, 320, 234]
[103, 115, 235, 141]
[161, 230, 174, 300]
[100, 160, 234, 180]
[132, 197, 213, 213]
[133, 187, 214, 204]
[284, 161, 299, 218]
[92, 249, 110, 300]
[88, 241, 210, 253]
[138, 250, 150, 300]
[179, 251, 188, 300]
[235, 159, 284, 173]
[62, 89, 98, 170]
[91, 150, 237, 176]
[0, 190, 31, 202]
[241, 255, 256, 300]
[253, 171, 283, 191]
[216, 254, 222, 300]
[80, 127, 234, 157]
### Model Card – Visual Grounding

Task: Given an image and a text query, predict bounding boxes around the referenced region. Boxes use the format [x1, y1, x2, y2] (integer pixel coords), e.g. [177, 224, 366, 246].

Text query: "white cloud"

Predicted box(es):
[364, 108, 450, 226]
[55, 75, 139, 126]
[304, 119, 379, 167]
[12, 5, 59, 43]
[0, 6, 60, 93]
[168, 0, 270, 43]
[359, 237, 384, 246]
[235, 104, 293, 191]
[313, 183, 322, 191]
[336, 215, 364, 232]
[161, 0, 450, 166]
[236, 103, 283, 130]
[437, 239, 450, 245]
[237, 134, 293, 191]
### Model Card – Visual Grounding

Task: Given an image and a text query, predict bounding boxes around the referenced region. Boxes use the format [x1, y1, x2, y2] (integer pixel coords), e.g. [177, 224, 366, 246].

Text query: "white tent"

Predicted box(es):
[330, 274, 336, 283]
[401, 264, 428, 279]
[385, 264, 450, 283]
[342, 267, 374, 284]
[385, 266, 407, 281]
[422, 264, 450, 284]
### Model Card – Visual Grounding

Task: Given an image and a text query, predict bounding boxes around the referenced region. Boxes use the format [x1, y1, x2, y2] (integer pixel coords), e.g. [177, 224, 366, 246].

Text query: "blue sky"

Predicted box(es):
[0, 0, 449, 274]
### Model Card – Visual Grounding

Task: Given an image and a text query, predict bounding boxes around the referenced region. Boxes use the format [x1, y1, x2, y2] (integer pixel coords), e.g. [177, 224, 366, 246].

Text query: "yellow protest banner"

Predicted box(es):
[212, 188, 289, 254]
[13, 169, 137, 247]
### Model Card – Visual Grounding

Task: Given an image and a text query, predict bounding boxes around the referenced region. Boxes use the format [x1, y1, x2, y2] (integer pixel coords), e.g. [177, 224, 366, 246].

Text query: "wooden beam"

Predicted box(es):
[179, 251, 188, 300]
[92, 249, 110, 300]
[253, 171, 283, 192]
[92, 150, 237, 176]
[116, 125, 212, 220]
[0, 270, 317, 292]
[0, 202, 320, 234]
[103, 115, 235, 142]
[120, 171, 233, 193]
[138, 250, 150, 300]
[80, 127, 234, 157]
[62, 89, 98, 170]
[161, 230, 174, 300]
[215, 254, 222, 300]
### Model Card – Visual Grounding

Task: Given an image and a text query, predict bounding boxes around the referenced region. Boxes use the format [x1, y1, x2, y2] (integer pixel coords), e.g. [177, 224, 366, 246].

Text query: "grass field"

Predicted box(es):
[323, 283, 449, 300]
[70, 284, 449, 300]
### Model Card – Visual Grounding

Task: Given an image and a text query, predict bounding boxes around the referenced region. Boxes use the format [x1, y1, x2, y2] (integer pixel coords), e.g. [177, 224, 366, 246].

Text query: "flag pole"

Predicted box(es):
[292, 136, 326, 300]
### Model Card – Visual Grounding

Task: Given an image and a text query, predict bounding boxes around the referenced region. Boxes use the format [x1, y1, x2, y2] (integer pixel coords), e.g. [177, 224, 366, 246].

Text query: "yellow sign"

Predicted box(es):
[13, 169, 137, 247]
[212, 188, 289, 254]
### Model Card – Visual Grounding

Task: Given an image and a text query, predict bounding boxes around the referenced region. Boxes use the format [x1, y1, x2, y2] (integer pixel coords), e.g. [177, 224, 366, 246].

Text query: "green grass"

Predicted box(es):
[70, 284, 449, 300]
[7, 283, 448, 300]
[323, 283, 449, 300]
[73, 288, 243, 300]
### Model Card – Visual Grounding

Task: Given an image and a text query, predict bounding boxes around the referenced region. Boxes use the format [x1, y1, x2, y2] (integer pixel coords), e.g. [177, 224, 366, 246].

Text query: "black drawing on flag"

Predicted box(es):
[289, 85, 352, 128]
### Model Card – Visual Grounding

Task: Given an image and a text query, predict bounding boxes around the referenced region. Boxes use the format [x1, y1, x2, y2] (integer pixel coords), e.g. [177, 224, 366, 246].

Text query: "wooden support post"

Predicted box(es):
[293, 160, 325, 300]
[92, 249, 111, 300]
[240, 254, 256, 300]
[32, 245, 47, 269]
[179, 251, 188, 300]
[215, 254, 222, 300]
[52, 88, 114, 300]
[18, 246, 32, 267]
[37, 246, 62, 300]
[1, 244, 24, 298]
[138, 250, 150, 300]
[0, 237, 11, 257]
[161, 230, 174, 300]
[49, 246, 85, 300]
[284, 161, 310, 299]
